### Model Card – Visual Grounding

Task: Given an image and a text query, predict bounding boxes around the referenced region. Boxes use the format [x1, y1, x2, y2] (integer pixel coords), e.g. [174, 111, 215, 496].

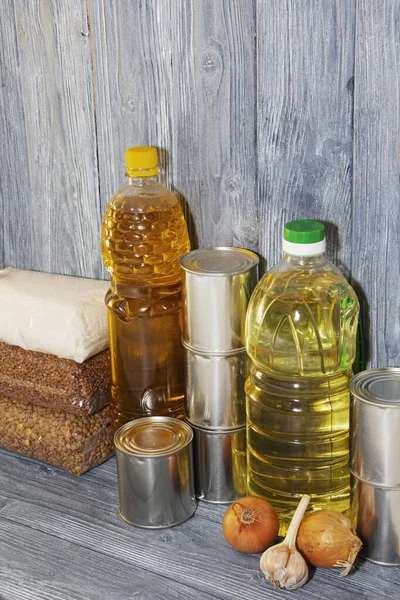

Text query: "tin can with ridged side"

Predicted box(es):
[191, 423, 247, 503]
[184, 343, 250, 430]
[180, 247, 259, 353]
[115, 417, 196, 528]
[349, 368, 400, 565]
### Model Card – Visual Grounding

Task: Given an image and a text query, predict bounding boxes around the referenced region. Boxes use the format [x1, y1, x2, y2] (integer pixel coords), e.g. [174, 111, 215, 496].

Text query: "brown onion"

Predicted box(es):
[297, 510, 362, 576]
[222, 496, 279, 554]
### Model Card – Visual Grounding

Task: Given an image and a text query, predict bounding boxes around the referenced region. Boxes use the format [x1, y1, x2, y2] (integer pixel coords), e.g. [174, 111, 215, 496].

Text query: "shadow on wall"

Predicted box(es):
[324, 220, 369, 369]
[351, 282, 369, 369]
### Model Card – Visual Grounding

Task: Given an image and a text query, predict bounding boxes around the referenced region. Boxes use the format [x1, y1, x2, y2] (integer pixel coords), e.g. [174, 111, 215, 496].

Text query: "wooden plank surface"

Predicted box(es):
[0, 0, 101, 278]
[0, 520, 218, 600]
[0, 451, 399, 599]
[1, 1, 400, 595]
[170, 0, 258, 250]
[89, 0, 257, 252]
[257, 0, 356, 273]
[0, 0, 399, 364]
[88, 0, 174, 241]
[352, 0, 400, 368]
[0, 0, 31, 270]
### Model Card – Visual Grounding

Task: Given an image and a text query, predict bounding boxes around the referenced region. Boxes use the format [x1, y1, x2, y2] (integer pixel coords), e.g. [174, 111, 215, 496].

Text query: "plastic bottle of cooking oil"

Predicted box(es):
[101, 146, 190, 436]
[245, 220, 359, 533]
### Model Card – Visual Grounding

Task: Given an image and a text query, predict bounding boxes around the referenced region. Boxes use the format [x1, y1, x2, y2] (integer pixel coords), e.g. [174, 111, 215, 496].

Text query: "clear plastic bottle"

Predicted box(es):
[101, 146, 190, 435]
[245, 220, 359, 532]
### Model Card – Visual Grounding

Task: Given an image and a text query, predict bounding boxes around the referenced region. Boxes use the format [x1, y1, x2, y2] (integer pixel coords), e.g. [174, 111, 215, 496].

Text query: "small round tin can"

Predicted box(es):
[190, 423, 247, 503]
[349, 368, 400, 565]
[184, 343, 249, 430]
[115, 417, 196, 528]
[180, 247, 259, 353]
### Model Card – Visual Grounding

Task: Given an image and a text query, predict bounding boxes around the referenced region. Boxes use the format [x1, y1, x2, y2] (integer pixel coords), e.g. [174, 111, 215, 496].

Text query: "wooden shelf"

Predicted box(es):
[0, 450, 398, 599]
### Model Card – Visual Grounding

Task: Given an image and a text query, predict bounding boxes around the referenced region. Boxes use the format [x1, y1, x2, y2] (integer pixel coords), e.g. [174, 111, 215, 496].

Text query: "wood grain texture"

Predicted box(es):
[257, 0, 356, 273]
[0, 520, 218, 600]
[1, 3, 400, 595]
[1, 0, 400, 365]
[89, 0, 257, 252]
[88, 0, 174, 235]
[352, 0, 400, 367]
[1, 0, 101, 278]
[170, 0, 258, 250]
[0, 451, 399, 600]
[0, 0, 31, 270]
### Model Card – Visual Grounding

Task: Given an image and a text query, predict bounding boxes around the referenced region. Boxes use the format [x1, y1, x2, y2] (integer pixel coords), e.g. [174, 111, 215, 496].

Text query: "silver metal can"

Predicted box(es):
[115, 417, 196, 528]
[190, 423, 247, 503]
[349, 368, 400, 565]
[350, 368, 400, 485]
[350, 475, 400, 566]
[184, 343, 249, 430]
[181, 247, 259, 352]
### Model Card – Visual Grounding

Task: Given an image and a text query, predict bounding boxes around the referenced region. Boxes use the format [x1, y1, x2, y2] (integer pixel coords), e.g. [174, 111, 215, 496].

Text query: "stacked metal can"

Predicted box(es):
[350, 368, 400, 565]
[181, 247, 259, 502]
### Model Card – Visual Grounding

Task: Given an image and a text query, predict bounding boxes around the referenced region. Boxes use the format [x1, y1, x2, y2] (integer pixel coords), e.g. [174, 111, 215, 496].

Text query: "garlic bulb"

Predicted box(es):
[260, 495, 310, 590]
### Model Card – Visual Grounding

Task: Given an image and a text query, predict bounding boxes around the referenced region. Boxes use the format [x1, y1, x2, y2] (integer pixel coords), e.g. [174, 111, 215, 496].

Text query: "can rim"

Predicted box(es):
[188, 420, 246, 435]
[349, 465, 400, 489]
[118, 507, 197, 529]
[114, 417, 193, 456]
[350, 368, 400, 407]
[359, 554, 400, 567]
[180, 246, 259, 276]
[182, 338, 247, 356]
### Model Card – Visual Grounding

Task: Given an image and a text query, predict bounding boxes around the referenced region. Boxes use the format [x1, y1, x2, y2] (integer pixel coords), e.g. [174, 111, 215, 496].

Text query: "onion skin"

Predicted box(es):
[222, 496, 279, 554]
[297, 510, 362, 576]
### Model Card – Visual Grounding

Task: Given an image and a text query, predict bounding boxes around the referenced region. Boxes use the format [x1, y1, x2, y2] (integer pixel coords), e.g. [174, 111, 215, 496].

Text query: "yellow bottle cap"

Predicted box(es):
[126, 146, 158, 177]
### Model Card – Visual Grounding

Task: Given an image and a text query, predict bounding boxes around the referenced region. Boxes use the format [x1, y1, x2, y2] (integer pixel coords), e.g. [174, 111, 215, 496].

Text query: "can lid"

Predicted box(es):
[180, 247, 259, 276]
[350, 368, 400, 407]
[115, 417, 193, 456]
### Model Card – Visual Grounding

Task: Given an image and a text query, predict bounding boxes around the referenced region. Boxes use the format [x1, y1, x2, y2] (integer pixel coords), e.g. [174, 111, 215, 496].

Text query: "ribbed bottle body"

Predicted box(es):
[101, 185, 190, 289]
[245, 256, 359, 531]
[101, 175, 190, 435]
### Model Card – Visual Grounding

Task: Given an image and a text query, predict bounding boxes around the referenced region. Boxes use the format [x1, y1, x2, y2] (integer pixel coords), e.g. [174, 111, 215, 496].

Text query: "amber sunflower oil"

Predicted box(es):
[101, 147, 190, 436]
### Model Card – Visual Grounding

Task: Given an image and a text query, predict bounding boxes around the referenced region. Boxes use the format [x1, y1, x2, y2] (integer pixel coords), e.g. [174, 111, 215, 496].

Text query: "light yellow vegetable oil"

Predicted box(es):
[245, 259, 359, 534]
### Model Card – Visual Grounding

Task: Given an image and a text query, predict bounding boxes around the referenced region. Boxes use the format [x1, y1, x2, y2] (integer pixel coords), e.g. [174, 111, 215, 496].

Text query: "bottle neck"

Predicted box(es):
[283, 252, 326, 267]
[126, 175, 157, 187]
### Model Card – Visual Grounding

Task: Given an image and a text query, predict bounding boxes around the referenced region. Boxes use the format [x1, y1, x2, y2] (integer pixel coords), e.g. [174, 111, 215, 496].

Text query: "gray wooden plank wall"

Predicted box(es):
[0, 0, 399, 368]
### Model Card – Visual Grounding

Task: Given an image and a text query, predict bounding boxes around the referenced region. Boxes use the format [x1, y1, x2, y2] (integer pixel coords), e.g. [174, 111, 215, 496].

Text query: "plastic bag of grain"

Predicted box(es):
[0, 397, 112, 475]
[0, 268, 109, 363]
[0, 342, 110, 415]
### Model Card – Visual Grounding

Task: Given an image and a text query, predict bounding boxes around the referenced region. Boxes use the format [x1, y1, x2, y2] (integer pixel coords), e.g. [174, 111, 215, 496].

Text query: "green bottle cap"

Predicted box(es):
[284, 220, 325, 244]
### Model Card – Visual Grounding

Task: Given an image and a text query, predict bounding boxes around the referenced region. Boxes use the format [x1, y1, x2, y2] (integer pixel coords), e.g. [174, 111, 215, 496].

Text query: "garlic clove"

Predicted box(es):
[260, 543, 289, 579]
[283, 548, 309, 590]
